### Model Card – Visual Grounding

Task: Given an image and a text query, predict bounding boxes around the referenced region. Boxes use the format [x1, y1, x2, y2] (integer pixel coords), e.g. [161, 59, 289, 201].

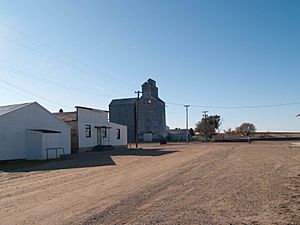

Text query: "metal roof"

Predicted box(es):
[109, 98, 137, 106]
[0, 102, 33, 117]
[75, 106, 108, 113]
[168, 129, 189, 134]
[53, 111, 77, 122]
[28, 129, 61, 133]
[110, 96, 165, 106]
[94, 126, 112, 129]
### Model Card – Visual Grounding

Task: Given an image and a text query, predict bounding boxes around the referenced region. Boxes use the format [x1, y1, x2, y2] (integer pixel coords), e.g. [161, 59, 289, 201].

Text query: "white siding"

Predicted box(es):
[109, 122, 127, 146]
[42, 133, 65, 159]
[77, 108, 108, 148]
[0, 126, 26, 160]
[0, 103, 71, 160]
[77, 107, 127, 148]
[25, 130, 43, 160]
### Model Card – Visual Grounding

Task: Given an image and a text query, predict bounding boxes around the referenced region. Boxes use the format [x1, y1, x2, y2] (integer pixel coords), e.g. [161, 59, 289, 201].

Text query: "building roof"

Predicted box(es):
[168, 129, 190, 134]
[28, 129, 61, 133]
[54, 106, 109, 122]
[53, 111, 77, 122]
[75, 106, 108, 113]
[0, 102, 72, 128]
[110, 96, 165, 106]
[140, 95, 165, 104]
[0, 102, 33, 117]
[109, 98, 137, 106]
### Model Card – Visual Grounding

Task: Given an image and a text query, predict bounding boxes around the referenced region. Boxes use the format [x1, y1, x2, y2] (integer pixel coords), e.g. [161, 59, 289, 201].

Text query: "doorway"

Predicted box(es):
[96, 126, 111, 146]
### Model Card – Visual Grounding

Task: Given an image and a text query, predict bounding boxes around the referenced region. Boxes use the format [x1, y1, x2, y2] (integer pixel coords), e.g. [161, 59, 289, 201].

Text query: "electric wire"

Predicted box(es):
[1, 24, 299, 111]
[0, 23, 135, 89]
[0, 34, 130, 89]
[166, 101, 300, 109]
[0, 64, 117, 98]
[0, 77, 72, 109]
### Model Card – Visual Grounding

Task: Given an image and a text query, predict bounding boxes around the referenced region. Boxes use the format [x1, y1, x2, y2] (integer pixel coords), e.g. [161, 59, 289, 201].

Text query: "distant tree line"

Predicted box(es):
[195, 115, 222, 138]
[225, 123, 256, 136]
[192, 114, 256, 139]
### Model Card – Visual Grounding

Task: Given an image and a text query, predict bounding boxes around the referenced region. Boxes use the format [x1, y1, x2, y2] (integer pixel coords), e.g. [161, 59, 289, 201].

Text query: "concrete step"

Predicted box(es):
[93, 145, 114, 151]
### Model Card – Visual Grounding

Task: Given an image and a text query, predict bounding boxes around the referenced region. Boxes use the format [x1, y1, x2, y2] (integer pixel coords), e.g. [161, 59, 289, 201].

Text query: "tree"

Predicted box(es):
[189, 128, 195, 136]
[223, 128, 235, 134]
[235, 123, 256, 136]
[195, 115, 221, 138]
[206, 115, 222, 133]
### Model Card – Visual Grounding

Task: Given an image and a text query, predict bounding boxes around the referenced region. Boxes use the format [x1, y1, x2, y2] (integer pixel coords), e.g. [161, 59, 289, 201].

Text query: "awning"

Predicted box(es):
[94, 126, 112, 129]
[28, 129, 61, 133]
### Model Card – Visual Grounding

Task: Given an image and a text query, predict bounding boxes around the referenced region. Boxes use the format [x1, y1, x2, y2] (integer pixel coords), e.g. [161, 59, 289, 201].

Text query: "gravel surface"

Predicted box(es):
[0, 142, 299, 225]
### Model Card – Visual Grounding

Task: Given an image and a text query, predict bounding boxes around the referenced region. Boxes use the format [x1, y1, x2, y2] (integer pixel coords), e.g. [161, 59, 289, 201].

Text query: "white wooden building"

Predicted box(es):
[0, 102, 71, 161]
[54, 106, 127, 151]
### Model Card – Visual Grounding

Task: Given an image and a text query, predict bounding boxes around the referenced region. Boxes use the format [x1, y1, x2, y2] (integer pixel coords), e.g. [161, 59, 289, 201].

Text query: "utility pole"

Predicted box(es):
[202, 111, 208, 141]
[184, 105, 190, 143]
[135, 90, 143, 148]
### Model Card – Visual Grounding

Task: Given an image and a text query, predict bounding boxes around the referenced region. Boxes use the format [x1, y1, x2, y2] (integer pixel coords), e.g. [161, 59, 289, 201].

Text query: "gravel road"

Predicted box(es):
[0, 142, 299, 225]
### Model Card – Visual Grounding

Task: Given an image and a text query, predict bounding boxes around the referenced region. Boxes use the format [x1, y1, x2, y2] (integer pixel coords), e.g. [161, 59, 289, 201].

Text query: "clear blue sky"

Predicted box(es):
[0, 0, 299, 131]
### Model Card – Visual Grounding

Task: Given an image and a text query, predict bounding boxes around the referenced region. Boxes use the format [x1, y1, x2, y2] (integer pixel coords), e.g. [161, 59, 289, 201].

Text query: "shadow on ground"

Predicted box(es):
[0, 148, 176, 172]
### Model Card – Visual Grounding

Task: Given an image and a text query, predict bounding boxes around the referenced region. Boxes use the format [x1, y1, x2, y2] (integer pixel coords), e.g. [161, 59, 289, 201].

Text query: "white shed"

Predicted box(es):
[54, 106, 127, 151]
[0, 102, 71, 160]
[76, 106, 127, 149]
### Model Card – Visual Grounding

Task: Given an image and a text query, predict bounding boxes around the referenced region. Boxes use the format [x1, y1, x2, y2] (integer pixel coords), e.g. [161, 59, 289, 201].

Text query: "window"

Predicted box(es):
[103, 128, 107, 138]
[85, 125, 91, 138]
[117, 128, 121, 139]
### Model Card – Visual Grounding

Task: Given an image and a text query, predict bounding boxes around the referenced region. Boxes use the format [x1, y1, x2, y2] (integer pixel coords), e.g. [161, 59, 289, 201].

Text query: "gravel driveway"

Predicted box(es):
[0, 142, 299, 225]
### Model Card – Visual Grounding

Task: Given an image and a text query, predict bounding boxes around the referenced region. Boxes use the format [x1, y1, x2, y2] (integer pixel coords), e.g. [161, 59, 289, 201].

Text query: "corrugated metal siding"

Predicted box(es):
[109, 104, 136, 143]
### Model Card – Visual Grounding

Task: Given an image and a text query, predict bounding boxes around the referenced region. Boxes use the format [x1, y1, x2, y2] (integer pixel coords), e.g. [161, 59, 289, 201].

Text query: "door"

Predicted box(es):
[97, 128, 101, 145]
[101, 128, 109, 145]
[97, 127, 110, 146]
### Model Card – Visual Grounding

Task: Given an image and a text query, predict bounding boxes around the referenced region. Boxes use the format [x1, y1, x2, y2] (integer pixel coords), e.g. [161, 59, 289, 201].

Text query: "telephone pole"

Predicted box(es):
[202, 111, 208, 141]
[184, 105, 190, 142]
[135, 91, 143, 148]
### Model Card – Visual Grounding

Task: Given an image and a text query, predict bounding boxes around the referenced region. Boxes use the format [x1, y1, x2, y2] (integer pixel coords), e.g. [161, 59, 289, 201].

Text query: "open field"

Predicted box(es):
[0, 142, 299, 225]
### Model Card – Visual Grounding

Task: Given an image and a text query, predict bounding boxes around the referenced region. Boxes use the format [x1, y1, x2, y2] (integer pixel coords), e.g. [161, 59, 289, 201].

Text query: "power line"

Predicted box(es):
[0, 35, 95, 78]
[2, 61, 298, 111]
[0, 34, 132, 90]
[166, 101, 300, 109]
[0, 23, 135, 89]
[0, 63, 117, 98]
[166, 102, 185, 106]
[0, 82, 32, 100]
[2, 24, 298, 111]
[0, 77, 72, 109]
[192, 102, 300, 109]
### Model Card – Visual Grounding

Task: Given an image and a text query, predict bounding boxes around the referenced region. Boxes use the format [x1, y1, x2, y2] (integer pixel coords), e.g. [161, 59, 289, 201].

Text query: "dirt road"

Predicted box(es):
[0, 142, 299, 225]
